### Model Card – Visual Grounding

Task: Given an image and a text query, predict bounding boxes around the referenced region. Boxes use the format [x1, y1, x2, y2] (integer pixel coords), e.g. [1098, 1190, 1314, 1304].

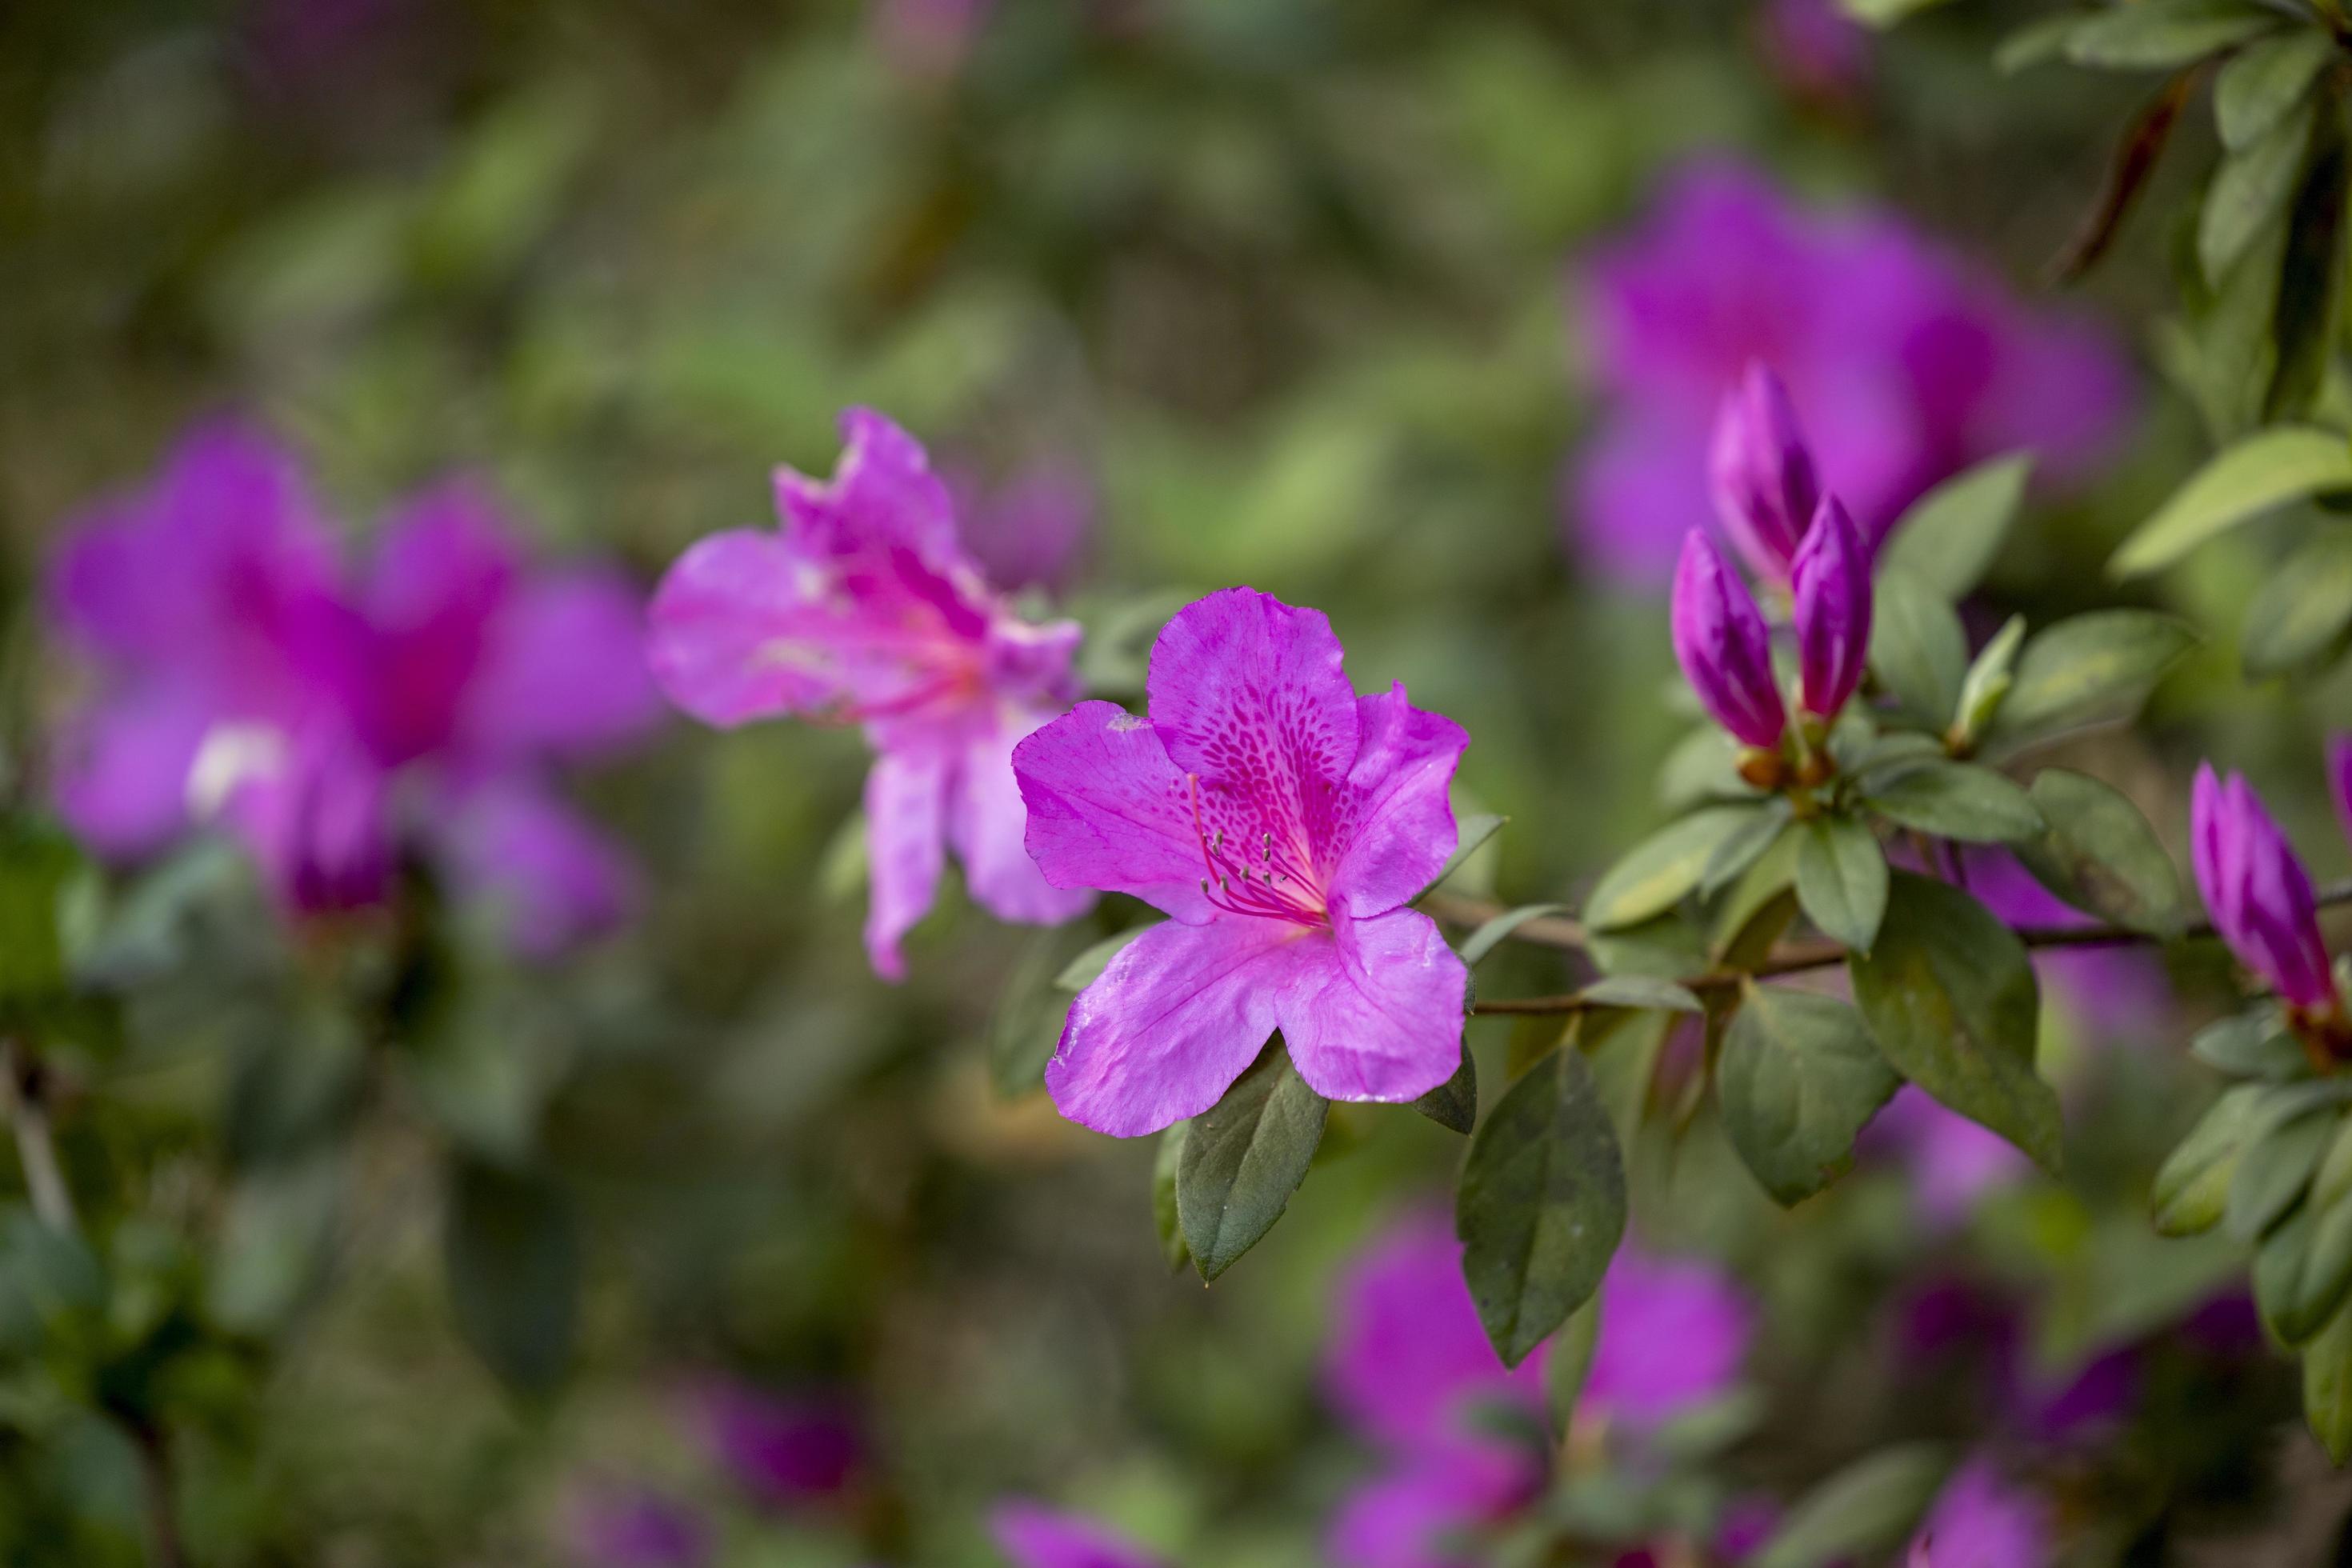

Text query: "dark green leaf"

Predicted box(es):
[1849, 874, 2062, 1170]
[1700, 798, 1795, 898]
[1412, 1046, 1478, 1135]
[1868, 569, 1969, 728]
[1997, 13, 2090, 73]
[1456, 1048, 1627, 1366]
[1152, 1123, 1190, 1272]
[1719, 986, 1902, 1206]
[2190, 1006, 2307, 1079]
[1577, 975, 1704, 1012]
[1176, 1042, 1329, 1281]
[2112, 426, 2352, 575]
[444, 1158, 582, 1395]
[2063, 0, 2281, 70]
[1752, 1443, 1949, 1568]
[224, 1002, 367, 1170]
[2257, 1193, 2352, 1344]
[2305, 1294, 2352, 1462]
[1880, 453, 2034, 598]
[2015, 769, 2187, 933]
[1862, 761, 2044, 844]
[0, 823, 87, 1009]
[2266, 122, 2347, 422]
[2200, 92, 2315, 284]
[1953, 614, 2027, 747]
[2243, 526, 2352, 676]
[1458, 904, 1572, 967]
[1795, 816, 1890, 952]
[1990, 610, 2201, 742]
[2226, 1083, 2350, 1240]
[1583, 807, 1756, 931]
[2215, 28, 2338, 150]
[2154, 1082, 2269, 1235]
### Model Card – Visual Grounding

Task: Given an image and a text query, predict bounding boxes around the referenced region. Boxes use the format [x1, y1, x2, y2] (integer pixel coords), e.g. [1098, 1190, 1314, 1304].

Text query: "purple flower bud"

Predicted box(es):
[2192, 764, 2337, 1013]
[1672, 532, 1786, 750]
[1707, 363, 1821, 582]
[1790, 494, 1871, 721]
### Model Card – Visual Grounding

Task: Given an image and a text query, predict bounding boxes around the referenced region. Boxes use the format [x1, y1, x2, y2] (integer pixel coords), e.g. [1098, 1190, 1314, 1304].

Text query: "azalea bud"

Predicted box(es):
[1790, 494, 1871, 722]
[2191, 763, 2338, 1014]
[1672, 532, 1787, 751]
[1707, 363, 1821, 582]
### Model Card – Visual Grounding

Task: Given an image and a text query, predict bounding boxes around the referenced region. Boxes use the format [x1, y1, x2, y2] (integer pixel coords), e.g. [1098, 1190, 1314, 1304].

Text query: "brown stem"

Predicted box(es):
[1452, 878, 2352, 1018]
[126, 1417, 186, 1568]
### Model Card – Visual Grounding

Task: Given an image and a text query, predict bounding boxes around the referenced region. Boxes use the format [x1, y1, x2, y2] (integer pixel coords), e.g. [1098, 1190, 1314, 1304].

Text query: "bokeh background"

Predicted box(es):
[5, 0, 2350, 1562]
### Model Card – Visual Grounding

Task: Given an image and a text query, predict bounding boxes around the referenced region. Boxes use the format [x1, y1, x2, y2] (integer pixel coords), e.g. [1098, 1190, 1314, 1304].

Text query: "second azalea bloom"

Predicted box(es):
[1708, 364, 1822, 583]
[1672, 533, 1787, 754]
[991, 1501, 1166, 1568]
[1789, 495, 1871, 723]
[1014, 587, 1470, 1137]
[1907, 1459, 2052, 1567]
[2190, 764, 2338, 1015]
[647, 408, 1094, 980]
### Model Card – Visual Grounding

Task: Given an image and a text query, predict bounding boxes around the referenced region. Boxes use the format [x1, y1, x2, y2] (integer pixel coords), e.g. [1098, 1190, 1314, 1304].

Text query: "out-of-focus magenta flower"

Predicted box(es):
[1758, 0, 1872, 101]
[1908, 1459, 2052, 1567]
[2191, 764, 2338, 1013]
[1583, 1247, 1754, 1430]
[695, 1383, 864, 1507]
[990, 1501, 1165, 1568]
[1013, 588, 1470, 1136]
[950, 458, 1095, 596]
[873, 0, 997, 80]
[46, 421, 659, 954]
[566, 1486, 714, 1568]
[1571, 162, 2132, 585]
[1671, 533, 1786, 750]
[1708, 365, 1822, 583]
[648, 408, 1094, 980]
[1865, 1088, 2030, 1226]
[1961, 848, 2169, 1042]
[1790, 498, 1870, 722]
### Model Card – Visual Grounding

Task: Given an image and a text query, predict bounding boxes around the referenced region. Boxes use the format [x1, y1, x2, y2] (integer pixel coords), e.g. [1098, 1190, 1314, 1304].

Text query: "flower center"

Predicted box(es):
[1186, 774, 1326, 927]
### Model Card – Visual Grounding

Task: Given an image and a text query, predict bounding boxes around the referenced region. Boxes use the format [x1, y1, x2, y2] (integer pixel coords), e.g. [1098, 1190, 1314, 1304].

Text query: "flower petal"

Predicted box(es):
[778, 406, 966, 569]
[52, 682, 214, 858]
[1014, 699, 1215, 922]
[466, 568, 663, 761]
[1583, 1248, 1753, 1427]
[950, 710, 1095, 927]
[1277, 907, 1466, 1105]
[1046, 915, 1303, 1137]
[1326, 1451, 1534, 1568]
[1324, 1212, 1536, 1451]
[864, 750, 948, 982]
[1326, 685, 1468, 918]
[990, 1502, 1165, 1568]
[646, 530, 819, 726]
[437, 777, 638, 958]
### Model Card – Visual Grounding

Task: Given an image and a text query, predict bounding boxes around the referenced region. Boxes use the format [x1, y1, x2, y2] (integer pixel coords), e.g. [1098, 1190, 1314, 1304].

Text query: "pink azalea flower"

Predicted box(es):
[647, 408, 1094, 979]
[46, 420, 659, 954]
[693, 1382, 864, 1507]
[1583, 1247, 1755, 1430]
[1960, 847, 2169, 1040]
[948, 457, 1096, 596]
[1011, 587, 1470, 1136]
[1907, 1459, 2053, 1567]
[1570, 162, 2131, 585]
[990, 1501, 1166, 1568]
[1864, 1088, 2031, 1226]
[564, 1484, 714, 1568]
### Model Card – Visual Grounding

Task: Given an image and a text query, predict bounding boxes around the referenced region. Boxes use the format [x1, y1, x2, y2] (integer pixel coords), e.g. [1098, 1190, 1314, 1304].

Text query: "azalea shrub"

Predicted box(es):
[13, 0, 2352, 1565]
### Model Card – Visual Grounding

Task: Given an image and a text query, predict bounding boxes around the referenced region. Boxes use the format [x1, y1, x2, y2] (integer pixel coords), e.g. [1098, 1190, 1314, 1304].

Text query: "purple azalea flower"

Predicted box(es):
[990, 1501, 1166, 1568]
[1326, 1450, 1533, 1568]
[1582, 1247, 1754, 1430]
[1708, 364, 1822, 582]
[949, 457, 1095, 595]
[2190, 763, 2338, 1013]
[1865, 1087, 2030, 1226]
[1671, 533, 1787, 751]
[694, 1382, 864, 1506]
[1758, 0, 1872, 101]
[1789, 497, 1870, 722]
[1961, 847, 2169, 1040]
[1570, 162, 2131, 585]
[46, 421, 658, 954]
[647, 408, 1094, 980]
[1908, 1459, 2052, 1568]
[1012, 588, 1470, 1136]
[566, 1486, 714, 1568]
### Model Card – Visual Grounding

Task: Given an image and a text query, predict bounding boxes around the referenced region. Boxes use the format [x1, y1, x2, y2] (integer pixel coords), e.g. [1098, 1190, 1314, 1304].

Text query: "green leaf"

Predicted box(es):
[1423, 812, 1506, 897]
[1458, 904, 1572, 968]
[2190, 1006, 2306, 1079]
[1542, 1296, 1602, 1437]
[1056, 926, 1151, 990]
[443, 1158, 582, 1395]
[1849, 874, 2062, 1170]
[2243, 526, 2352, 676]
[1868, 569, 1969, 728]
[990, 929, 1090, 1097]
[1719, 986, 1902, 1206]
[1175, 1041, 1329, 1281]
[2153, 1082, 2269, 1235]
[0, 823, 88, 1010]
[2305, 1294, 2352, 1462]
[2202, 93, 2315, 285]
[1952, 614, 2027, 748]
[225, 1002, 368, 1170]
[1795, 816, 1890, 953]
[1996, 14, 2091, 74]
[1752, 1443, 1949, 1568]
[1457, 1047, 1627, 1366]
[2215, 28, 2338, 151]
[2313, 1116, 2352, 1210]
[2062, 0, 2281, 70]
[1880, 453, 2034, 598]
[2112, 426, 2352, 575]
[1411, 1046, 1478, 1135]
[2015, 769, 2188, 933]
[1700, 797, 1795, 899]
[1862, 762, 2044, 844]
[2257, 1193, 2352, 1344]
[2266, 120, 2346, 422]
[1583, 807, 1756, 932]
[1990, 610, 2201, 743]
[1576, 975, 1705, 1013]
[1152, 1124, 1190, 1272]
[2226, 1084, 2349, 1240]
[1838, 0, 1955, 26]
